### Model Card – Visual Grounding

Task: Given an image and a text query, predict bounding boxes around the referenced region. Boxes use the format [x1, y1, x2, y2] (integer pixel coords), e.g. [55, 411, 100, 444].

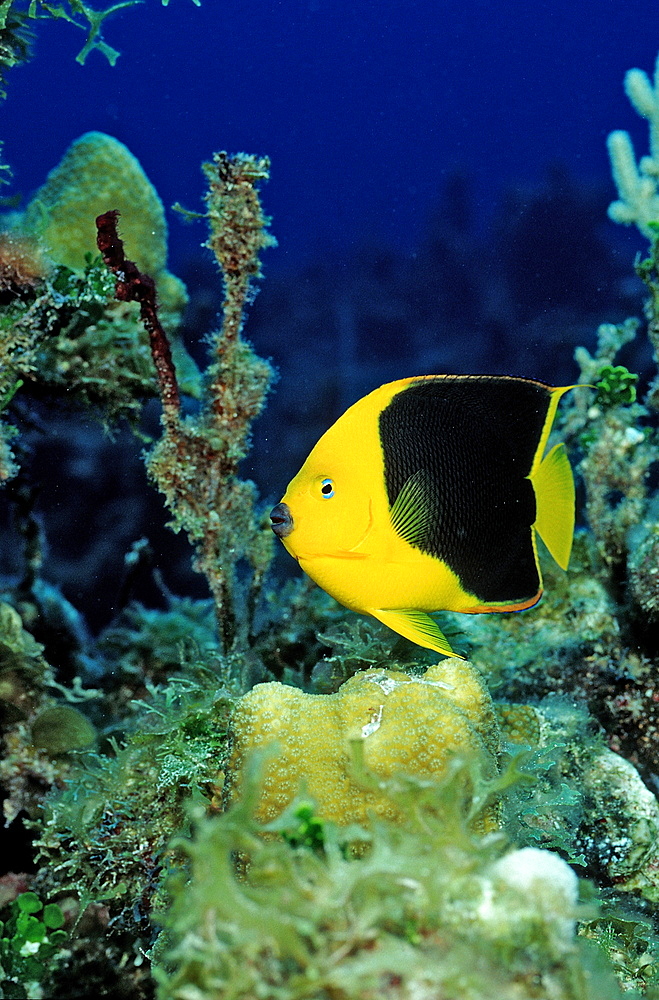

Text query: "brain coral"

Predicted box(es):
[21, 131, 186, 319]
[229, 660, 500, 829]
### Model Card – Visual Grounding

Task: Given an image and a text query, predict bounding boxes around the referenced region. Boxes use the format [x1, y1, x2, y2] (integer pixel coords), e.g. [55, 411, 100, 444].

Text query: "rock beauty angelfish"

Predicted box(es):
[270, 374, 575, 658]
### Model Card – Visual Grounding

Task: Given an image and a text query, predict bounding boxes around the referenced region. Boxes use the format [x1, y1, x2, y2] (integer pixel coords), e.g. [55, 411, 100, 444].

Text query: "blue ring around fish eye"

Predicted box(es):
[320, 478, 334, 498]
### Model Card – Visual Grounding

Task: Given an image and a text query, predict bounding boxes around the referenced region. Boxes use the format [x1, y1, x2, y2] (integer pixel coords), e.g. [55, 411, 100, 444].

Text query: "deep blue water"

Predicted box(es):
[3, 0, 659, 267]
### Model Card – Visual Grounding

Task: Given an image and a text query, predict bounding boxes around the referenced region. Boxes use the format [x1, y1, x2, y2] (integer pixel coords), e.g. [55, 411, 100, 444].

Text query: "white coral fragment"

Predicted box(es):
[607, 53, 659, 239]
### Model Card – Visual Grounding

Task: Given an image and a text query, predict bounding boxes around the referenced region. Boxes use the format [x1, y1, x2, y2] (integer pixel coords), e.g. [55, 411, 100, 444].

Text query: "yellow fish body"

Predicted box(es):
[270, 374, 575, 657]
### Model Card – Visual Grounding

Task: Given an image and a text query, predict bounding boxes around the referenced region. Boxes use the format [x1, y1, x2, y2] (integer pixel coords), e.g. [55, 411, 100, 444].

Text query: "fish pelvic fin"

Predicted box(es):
[370, 608, 462, 658]
[531, 441, 575, 571]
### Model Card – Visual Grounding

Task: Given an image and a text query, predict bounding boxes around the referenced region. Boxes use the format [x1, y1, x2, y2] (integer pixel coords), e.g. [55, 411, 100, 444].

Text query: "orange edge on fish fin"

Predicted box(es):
[460, 588, 543, 614]
[369, 608, 462, 658]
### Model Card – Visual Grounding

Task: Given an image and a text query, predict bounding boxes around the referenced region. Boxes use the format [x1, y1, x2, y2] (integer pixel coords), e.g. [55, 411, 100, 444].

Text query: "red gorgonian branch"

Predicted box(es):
[95, 209, 181, 423]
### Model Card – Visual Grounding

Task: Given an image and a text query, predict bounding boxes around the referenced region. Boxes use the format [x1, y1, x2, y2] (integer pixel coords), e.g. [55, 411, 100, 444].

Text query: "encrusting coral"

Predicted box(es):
[229, 659, 500, 831]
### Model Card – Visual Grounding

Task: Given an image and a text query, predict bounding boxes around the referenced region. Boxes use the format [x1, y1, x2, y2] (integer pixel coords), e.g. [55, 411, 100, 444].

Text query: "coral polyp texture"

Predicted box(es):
[228, 659, 500, 831]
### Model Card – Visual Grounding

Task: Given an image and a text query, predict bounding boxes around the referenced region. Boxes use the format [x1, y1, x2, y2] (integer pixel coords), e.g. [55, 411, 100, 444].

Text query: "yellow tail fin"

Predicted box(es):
[531, 442, 575, 571]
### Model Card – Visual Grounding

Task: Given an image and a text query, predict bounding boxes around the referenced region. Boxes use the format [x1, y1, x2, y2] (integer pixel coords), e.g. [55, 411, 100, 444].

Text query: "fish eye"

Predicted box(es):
[320, 478, 334, 498]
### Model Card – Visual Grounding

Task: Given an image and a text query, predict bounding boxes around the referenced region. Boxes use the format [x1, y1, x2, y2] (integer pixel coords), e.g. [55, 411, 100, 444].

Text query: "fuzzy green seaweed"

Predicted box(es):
[156, 757, 623, 1000]
[33, 670, 235, 943]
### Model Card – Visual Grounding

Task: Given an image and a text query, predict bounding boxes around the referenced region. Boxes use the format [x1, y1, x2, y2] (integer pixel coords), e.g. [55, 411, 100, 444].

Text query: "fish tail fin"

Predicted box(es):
[531, 441, 575, 570]
[370, 608, 463, 659]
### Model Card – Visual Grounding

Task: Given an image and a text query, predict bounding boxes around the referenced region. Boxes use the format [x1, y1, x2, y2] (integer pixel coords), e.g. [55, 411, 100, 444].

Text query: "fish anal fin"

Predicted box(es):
[370, 608, 462, 658]
[390, 469, 433, 548]
[531, 442, 575, 571]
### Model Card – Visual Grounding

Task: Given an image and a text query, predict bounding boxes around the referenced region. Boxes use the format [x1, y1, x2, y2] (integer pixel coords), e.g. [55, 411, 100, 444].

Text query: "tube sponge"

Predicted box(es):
[228, 659, 500, 829]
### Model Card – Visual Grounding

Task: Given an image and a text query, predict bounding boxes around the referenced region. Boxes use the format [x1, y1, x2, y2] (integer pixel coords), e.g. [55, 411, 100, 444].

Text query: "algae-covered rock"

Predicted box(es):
[30, 705, 96, 756]
[229, 659, 500, 829]
[579, 748, 659, 899]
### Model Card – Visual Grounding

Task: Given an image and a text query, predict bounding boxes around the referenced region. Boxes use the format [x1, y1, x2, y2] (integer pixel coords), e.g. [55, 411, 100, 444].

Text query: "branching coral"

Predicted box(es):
[607, 52, 659, 240]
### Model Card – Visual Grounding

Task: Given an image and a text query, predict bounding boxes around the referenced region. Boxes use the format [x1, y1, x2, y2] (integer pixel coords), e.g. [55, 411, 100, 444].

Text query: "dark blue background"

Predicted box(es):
[3, 0, 659, 268]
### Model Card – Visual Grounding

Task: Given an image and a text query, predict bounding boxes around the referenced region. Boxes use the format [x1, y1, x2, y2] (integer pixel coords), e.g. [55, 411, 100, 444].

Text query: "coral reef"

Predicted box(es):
[229, 659, 500, 831]
[4, 23, 659, 1000]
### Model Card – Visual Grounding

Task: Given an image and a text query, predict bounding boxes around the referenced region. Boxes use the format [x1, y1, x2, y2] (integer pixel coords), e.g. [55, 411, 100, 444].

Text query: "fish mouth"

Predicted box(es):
[270, 502, 294, 538]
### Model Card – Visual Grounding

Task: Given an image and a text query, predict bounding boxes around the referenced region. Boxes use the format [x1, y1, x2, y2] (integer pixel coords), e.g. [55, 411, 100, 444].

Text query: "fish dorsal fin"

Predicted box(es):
[531, 442, 575, 571]
[390, 469, 433, 548]
[369, 608, 462, 658]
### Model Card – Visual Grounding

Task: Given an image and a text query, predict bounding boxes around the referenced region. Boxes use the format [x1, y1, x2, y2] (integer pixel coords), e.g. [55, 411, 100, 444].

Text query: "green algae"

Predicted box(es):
[155, 759, 623, 1000]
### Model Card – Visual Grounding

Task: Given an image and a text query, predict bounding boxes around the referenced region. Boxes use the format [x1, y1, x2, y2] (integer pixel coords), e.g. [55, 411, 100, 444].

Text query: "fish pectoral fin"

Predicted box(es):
[531, 442, 575, 571]
[390, 469, 433, 548]
[369, 608, 461, 658]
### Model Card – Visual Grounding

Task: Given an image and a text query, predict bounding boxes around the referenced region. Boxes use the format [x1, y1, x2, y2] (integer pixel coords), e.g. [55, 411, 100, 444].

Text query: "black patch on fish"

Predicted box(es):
[379, 376, 551, 603]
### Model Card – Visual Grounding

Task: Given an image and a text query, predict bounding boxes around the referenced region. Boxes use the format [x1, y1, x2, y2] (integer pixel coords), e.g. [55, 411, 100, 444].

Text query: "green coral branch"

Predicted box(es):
[0, 0, 200, 90]
[33, 0, 140, 67]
